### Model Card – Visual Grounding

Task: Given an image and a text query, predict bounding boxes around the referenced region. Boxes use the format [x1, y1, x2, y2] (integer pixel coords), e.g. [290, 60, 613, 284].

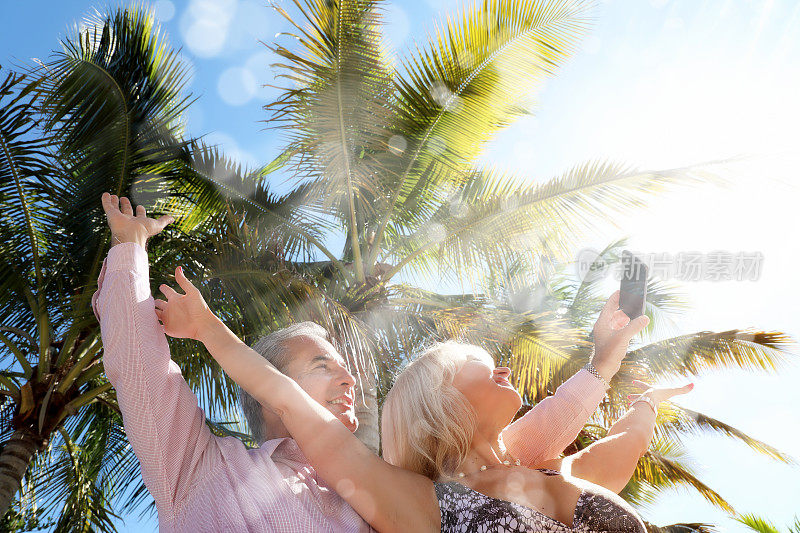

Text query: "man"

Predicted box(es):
[93, 193, 646, 531]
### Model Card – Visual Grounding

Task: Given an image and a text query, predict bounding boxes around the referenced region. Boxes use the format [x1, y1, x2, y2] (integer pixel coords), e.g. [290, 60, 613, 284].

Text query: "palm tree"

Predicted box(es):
[163, 1, 796, 529]
[183, 0, 722, 451]
[164, 3, 797, 530]
[1, 1, 795, 531]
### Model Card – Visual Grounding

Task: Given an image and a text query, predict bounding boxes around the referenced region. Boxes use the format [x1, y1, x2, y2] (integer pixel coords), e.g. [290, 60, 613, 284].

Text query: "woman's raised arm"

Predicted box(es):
[562, 381, 693, 493]
[155, 268, 440, 533]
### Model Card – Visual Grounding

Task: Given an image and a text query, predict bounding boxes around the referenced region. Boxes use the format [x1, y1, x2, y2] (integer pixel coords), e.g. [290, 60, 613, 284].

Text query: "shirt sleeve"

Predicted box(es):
[501, 369, 608, 466]
[92, 243, 220, 519]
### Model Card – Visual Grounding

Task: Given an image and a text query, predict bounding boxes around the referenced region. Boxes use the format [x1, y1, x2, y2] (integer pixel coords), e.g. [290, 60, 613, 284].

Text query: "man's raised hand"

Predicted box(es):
[155, 266, 213, 341]
[101, 192, 174, 248]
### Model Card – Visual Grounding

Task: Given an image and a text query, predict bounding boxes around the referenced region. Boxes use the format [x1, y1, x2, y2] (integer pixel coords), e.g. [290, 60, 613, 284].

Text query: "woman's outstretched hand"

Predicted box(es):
[589, 291, 650, 382]
[101, 192, 174, 249]
[627, 379, 694, 408]
[154, 267, 214, 341]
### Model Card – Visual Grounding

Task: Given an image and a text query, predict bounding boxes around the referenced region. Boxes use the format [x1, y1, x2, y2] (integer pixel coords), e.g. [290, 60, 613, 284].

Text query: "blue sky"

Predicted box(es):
[2, 0, 799, 530]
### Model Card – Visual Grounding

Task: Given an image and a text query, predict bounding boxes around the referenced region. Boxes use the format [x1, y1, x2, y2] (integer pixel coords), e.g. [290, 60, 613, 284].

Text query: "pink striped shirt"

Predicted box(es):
[92, 243, 607, 532]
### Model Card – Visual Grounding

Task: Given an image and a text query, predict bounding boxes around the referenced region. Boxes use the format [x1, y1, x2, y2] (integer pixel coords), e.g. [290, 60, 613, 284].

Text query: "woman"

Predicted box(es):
[381, 340, 690, 531]
[142, 217, 691, 531]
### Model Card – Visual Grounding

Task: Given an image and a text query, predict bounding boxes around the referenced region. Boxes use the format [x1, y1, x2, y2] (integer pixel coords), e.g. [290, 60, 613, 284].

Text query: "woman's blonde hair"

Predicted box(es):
[381, 340, 494, 481]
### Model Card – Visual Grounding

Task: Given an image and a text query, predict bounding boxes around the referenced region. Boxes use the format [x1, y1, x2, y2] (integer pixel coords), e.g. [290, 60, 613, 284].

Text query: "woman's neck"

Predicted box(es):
[458, 427, 510, 476]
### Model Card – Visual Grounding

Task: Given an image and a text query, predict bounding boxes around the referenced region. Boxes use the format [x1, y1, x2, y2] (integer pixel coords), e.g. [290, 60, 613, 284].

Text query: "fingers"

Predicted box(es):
[101, 193, 139, 220]
[154, 298, 167, 310]
[610, 309, 630, 330]
[665, 382, 695, 397]
[120, 197, 133, 216]
[597, 291, 621, 323]
[620, 314, 649, 337]
[600, 291, 619, 318]
[627, 379, 654, 402]
[101, 192, 120, 216]
[174, 266, 197, 294]
[627, 379, 652, 401]
[102, 193, 174, 230]
[626, 381, 694, 402]
[156, 214, 175, 231]
[101, 192, 113, 213]
[159, 283, 180, 299]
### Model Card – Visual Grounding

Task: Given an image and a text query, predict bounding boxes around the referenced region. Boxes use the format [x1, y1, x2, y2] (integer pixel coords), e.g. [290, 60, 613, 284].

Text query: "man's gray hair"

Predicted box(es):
[239, 321, 329, 445]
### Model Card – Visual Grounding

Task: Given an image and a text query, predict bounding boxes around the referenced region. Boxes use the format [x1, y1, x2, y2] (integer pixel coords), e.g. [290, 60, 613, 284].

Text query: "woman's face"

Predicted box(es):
[451, 357, 522, 431]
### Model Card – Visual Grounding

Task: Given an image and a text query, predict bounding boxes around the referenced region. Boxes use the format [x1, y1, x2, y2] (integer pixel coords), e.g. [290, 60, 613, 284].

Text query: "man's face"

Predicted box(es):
[281, 335, 359, 432]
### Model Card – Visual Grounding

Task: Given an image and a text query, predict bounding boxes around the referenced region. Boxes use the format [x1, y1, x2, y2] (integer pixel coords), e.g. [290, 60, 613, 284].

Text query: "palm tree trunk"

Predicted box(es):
[0, 429, 41, 514]
[353, 372, 379, 455]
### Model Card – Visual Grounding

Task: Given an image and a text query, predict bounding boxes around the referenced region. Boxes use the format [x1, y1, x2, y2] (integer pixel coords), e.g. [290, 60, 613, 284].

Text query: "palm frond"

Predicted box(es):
[27, 4, 194, 319]
[0, 69, 56, 299]
[634, 445, 736, 514]
[644, 522, 718, 533]
[380, 159, 722, 287]
[30, 423, 120, 532]
[369, 0, 595, 261]
[734, 514, 782, 533]
[162, 142, 292, 231]
[0, 68, 62, 376]
[656, 404, 796, 464]
[504, 318, 588, 402]
[206, 419, 258, 448]
[626, 329, 795, 378]
[267, 0, 397, 276]
[160, 141, 340, 268]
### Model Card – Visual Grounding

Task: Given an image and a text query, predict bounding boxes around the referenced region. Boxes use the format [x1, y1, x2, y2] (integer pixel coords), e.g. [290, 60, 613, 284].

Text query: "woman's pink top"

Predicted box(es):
[92, 243, 607, 532]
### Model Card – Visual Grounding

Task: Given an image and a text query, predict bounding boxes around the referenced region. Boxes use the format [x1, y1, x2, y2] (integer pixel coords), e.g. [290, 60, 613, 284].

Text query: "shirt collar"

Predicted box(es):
[261, 437, 309, 463]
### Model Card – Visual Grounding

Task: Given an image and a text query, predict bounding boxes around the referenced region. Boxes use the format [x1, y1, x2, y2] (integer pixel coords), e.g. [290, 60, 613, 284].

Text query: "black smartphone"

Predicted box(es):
[619, 250, 648, 319]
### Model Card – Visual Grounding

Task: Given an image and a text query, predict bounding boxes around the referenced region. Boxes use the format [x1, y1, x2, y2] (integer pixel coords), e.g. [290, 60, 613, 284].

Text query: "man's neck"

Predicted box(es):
[261, 418, 292, 442]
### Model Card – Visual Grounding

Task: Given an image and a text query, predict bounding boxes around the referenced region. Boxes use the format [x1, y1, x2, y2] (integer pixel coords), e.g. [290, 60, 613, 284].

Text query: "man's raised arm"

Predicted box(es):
[92, 193, 219, 520]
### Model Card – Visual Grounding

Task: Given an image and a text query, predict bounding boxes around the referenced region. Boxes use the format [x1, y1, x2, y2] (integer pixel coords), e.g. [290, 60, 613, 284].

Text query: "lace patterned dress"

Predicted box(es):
[435, 468, 647, 533]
